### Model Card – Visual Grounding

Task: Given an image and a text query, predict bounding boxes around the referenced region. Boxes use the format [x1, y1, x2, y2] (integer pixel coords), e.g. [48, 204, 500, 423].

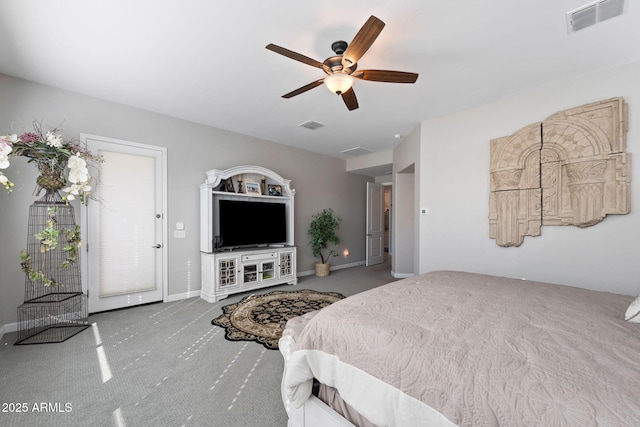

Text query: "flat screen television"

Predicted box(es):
[218, 199, 287, 248]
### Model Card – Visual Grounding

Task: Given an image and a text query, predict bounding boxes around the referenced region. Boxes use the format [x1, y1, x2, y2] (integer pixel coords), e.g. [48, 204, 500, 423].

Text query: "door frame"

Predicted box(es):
[79, 133, 168, 311]
[366, 181, 386, 267]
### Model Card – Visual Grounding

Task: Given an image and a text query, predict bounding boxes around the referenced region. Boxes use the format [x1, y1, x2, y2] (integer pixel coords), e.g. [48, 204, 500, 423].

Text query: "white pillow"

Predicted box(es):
[625, 295, 640, 323]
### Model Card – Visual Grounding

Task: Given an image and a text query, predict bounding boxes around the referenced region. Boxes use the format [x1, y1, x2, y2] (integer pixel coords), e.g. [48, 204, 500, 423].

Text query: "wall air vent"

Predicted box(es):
[298, 120, 325, 130]
[340, 147, 373, 157]
[566, 0, 625, 33]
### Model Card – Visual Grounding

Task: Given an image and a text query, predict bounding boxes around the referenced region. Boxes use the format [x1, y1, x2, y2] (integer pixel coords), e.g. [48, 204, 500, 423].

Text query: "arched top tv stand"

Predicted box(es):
[199, 165, 295, 253]
[199, 166, 297, 303]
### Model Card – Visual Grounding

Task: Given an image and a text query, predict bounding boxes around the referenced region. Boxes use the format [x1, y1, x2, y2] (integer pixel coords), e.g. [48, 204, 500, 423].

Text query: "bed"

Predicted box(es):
[279, 271, 640, 427]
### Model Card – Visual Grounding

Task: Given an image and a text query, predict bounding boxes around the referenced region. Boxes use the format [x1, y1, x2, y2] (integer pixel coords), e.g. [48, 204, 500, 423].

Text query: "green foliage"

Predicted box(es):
[34, 207, 60, 253]
[19, 207, 82, 288]
[20, 250, 56, 287]
[61, 225, 82, 268]
[308, 208, 342, 264]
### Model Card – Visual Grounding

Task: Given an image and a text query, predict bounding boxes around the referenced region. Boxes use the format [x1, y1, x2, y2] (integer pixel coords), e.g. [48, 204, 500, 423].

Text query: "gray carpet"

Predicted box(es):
[0, 260, 395, 427]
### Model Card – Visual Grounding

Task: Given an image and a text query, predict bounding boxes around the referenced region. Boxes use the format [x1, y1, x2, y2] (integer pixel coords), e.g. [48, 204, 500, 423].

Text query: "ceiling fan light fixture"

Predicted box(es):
[324, 73, 353, 95]
[266, 15, 417, 110]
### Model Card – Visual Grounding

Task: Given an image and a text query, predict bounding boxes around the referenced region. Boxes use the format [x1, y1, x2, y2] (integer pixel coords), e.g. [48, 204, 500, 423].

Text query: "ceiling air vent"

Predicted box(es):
[298, 120, 325, 130]
[566, 0, 625, 33]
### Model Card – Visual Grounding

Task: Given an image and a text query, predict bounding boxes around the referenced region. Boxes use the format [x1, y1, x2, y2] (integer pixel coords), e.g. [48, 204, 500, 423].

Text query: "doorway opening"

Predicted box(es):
[366, 182, 392, 270]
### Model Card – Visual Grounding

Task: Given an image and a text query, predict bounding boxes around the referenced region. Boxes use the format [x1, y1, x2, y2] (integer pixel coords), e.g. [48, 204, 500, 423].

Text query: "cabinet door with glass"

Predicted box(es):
[261, 260, 276, 281]
[242, 260, 277, 284]
[242, 263, 259, 284]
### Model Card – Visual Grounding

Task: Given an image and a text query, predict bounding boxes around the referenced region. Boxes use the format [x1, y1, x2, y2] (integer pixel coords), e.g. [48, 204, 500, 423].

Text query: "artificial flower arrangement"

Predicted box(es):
[0, 121, 103, 203]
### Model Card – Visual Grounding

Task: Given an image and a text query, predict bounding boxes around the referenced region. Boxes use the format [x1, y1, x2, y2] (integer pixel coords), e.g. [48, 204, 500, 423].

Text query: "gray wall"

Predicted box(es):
[416, 60, 640, 296]
[0, 74, 371, 327]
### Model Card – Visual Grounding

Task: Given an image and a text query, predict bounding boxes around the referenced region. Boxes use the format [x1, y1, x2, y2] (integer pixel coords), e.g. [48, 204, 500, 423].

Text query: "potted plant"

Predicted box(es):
[308, 208, 342, 277]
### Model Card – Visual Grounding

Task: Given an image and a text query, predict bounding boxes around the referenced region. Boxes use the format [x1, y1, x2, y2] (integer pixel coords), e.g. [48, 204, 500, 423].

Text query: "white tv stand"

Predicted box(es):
[199, 166, 297, 303]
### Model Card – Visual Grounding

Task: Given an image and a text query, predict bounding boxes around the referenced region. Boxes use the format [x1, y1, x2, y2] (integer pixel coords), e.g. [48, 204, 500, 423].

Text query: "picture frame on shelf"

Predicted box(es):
[245, 181, 261, 195]
[268, 184, 282, 196]
[224, 178, 235, 193]
[215, 181, 227, 192]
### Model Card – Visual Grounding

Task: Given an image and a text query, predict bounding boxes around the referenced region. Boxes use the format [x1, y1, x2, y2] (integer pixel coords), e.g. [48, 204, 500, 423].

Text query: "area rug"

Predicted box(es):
[212, 289, 345, 350]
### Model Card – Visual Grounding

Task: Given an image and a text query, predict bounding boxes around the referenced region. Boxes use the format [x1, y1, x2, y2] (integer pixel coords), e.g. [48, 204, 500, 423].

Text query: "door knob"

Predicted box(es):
[152, 244, 162, 248]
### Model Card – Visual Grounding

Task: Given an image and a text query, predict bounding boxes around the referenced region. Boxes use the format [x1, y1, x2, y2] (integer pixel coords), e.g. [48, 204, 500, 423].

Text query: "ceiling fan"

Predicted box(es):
[266, 15, 419, 111]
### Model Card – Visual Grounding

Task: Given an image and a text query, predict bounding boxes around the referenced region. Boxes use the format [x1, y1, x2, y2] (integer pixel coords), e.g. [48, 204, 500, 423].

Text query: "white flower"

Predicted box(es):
[0, 141, 12, 169]
[68, 167, 89, 184]
[46, 131, 64, 148]
[67, 154, 87, 169]
[0, 141, 14, 189]
[0, 142, 12, 153]
[78, 182, 91, 193]
[62, 181, 91, 198]
[62, 154, 94, 201]
[1, 134, 18, 143]
[66, 154, 90, 184]
[62, 185, 77, 196]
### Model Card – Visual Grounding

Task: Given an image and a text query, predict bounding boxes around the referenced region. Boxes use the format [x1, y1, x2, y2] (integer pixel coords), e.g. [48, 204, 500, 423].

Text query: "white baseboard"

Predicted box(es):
[165, 290, 202, 303]
[297, 260, 366, 277]
[391, 271, 414, 279]
[0, 321, 19, 342]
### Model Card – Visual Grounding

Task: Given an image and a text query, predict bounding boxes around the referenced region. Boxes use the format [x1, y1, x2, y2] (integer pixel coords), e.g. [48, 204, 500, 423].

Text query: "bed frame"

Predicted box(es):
[283, 395, 354, 427]
[280, 338, 354, 427]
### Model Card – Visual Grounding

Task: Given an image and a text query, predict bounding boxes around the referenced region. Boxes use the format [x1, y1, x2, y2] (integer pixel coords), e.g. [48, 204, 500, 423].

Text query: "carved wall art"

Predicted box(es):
[489, 97, 630, 247]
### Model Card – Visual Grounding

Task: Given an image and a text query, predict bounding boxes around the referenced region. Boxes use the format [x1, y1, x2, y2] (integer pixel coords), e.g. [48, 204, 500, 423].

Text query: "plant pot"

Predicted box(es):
[315, 262, 330, 277]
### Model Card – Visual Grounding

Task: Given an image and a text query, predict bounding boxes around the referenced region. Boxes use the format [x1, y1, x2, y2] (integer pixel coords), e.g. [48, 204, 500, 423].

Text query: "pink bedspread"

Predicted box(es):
[283, 271, 640, 426]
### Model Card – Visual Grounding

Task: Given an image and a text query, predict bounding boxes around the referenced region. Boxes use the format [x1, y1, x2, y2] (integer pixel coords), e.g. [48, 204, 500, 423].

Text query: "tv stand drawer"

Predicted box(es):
[241, 252, 277, 262]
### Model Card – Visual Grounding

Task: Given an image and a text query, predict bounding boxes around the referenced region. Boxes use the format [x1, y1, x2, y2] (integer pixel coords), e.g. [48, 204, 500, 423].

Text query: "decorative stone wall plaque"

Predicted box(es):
[489, 97, 630, 247]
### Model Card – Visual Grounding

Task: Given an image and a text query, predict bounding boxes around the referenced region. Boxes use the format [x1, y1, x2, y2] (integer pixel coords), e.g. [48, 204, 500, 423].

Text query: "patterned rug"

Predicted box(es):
[212, 289, 345, 350]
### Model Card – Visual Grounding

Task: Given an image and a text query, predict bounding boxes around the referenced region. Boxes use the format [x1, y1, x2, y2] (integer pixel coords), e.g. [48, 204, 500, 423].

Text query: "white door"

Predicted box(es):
[81, 134, 166, 313]
[366, 182, 385, 266]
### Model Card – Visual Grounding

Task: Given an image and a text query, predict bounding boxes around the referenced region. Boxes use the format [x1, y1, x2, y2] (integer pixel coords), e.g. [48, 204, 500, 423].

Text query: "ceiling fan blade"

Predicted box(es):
[341, 88, 359, 111]
[342, 16, 385, 68]
[282, 79, 324, 98]
[353, 70, 419, 83]
[266, 43, 324, 69]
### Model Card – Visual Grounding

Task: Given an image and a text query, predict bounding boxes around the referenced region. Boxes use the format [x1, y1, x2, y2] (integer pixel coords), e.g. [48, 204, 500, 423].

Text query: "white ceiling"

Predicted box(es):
[1, 0, 638, 165]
